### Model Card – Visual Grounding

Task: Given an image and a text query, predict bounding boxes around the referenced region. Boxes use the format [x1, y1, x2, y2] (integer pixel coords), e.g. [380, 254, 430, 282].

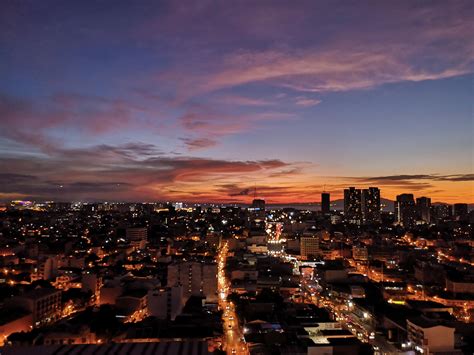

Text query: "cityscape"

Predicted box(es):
[0, 1, 473, 355]
[0, 190, 472, 354]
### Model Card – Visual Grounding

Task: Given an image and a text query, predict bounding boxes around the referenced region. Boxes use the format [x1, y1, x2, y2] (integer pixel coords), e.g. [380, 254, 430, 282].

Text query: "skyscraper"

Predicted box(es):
[453, 203, 468, 220]
[431, 204, 452, 223]
[249, 198, 266, 228]
[300, 235, 320, 260]
[167, 261, 217, 302]
[416, 197, 431, 224]
[395, 194, 416, 228]
[321, 192, 330, 214]
[126, 227, 148, 250]
[251, 198, 265, 212]
[362, 187, 381, 223]
[344, 187, 362, 224]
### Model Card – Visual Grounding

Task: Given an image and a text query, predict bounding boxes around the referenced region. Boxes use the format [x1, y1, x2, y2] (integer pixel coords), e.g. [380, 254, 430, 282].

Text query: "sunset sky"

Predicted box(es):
[1, 0, 473, 203]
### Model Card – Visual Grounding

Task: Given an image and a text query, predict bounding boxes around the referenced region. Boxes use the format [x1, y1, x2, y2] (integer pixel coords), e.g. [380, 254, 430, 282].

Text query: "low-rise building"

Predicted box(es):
[407, 316, 458, 354]
[9, 288, 62, 327]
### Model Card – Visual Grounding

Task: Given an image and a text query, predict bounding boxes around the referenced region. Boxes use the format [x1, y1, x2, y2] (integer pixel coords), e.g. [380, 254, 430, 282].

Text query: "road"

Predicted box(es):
[217, 242, 249, 355]
[298, 269, 406, 354]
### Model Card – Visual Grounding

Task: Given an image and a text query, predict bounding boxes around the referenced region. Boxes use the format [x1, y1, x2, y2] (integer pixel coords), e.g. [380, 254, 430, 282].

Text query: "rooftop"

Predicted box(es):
[1, 341, 212, 355]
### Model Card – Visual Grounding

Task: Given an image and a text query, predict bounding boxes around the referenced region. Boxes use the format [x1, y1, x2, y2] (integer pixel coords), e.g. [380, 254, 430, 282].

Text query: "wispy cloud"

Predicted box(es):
[212, 94, 277, 107]
[151, 1, 473, 99]
[180, 137, 218, 150]
[353, 174, 474, 183]
[294, 97, 322, 107]
[177, 108, 296, 146]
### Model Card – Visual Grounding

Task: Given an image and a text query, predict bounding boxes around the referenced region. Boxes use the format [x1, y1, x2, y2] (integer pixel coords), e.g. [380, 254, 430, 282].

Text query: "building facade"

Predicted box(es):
[126, 227, 148, 250]
[167, 261, 218, 302]
[300, 236, 320, 260]
[344, 187, 362, 224]
[148, 285, 184, 320]
[416, 197, 431, 224]
[395, 194, 417, 228]
[362, 187, 381, 223]
[321, 192, 330, 214]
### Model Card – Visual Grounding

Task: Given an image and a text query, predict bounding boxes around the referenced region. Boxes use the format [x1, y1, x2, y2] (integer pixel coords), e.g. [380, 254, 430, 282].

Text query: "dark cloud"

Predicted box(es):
[435, 174, 474, 182]
[0, 173, 37, 184]
[361, 174, 434, 181]
[340, 173, 474, 195]
[222, 184, 326, 201]
[229, 188, 251, 197]
[49, 181, 134, 191]
[0, 143, 292, 201]
[355, 174, 474, 183]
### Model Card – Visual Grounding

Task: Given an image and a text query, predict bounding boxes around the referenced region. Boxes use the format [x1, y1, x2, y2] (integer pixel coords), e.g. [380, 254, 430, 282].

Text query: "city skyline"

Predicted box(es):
[1, 1, 473, 203]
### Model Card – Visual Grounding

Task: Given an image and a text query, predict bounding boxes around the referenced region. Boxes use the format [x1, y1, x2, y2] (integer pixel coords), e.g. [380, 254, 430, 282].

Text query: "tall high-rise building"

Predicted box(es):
[126, 227, 148, 250]
[167, 261, 217, 302]
[251, 198, 265, 213]
[321, 192, 330, 214]
[430, 204, 452, 223]
[453, 203, 468, 220]
[248, 198, 266, 229]
[395, 194, 416, 228]
[344, 187, 362, 224]
[148, 285, 184, 320]
[416, 197, 431, 224]
[362, 187, 381, 223]
[300, 235, 320, 260]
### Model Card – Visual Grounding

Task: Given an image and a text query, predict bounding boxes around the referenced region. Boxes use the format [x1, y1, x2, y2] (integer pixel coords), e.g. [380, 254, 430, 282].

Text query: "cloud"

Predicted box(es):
[354, 174, 474, 183]
[1, 1, 472, 154]
[51, 181, 134, 192]
[90, 143, 163, 158]
[294, 97, 322, 107]
[339, 173, 474, 193]
[435, 174, 474, 182]
[0, 92, 163, 152]
[194, 47, 471, 96]
[180, 137, 218, 150]
[179, 112, 246, 135]
[229, 188, 252, 197]
[0, 173, 38, 184]
[177, 109, 296, 144]
[267, 168, 303, 178]
[221, 183, 326, 201]
[150, 1, 473, 99]
[213, 94, 277, 107]
[1, 146, 471, 203]
[0, 143, 293, 201]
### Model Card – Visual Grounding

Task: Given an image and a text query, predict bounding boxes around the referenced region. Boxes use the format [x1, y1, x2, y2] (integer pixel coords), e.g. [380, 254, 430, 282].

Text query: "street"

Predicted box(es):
[217, 242, 249, 355]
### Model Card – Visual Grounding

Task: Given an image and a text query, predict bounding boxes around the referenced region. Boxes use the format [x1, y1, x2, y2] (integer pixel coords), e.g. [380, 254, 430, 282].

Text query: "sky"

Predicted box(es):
[0, 0, 473, 204]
